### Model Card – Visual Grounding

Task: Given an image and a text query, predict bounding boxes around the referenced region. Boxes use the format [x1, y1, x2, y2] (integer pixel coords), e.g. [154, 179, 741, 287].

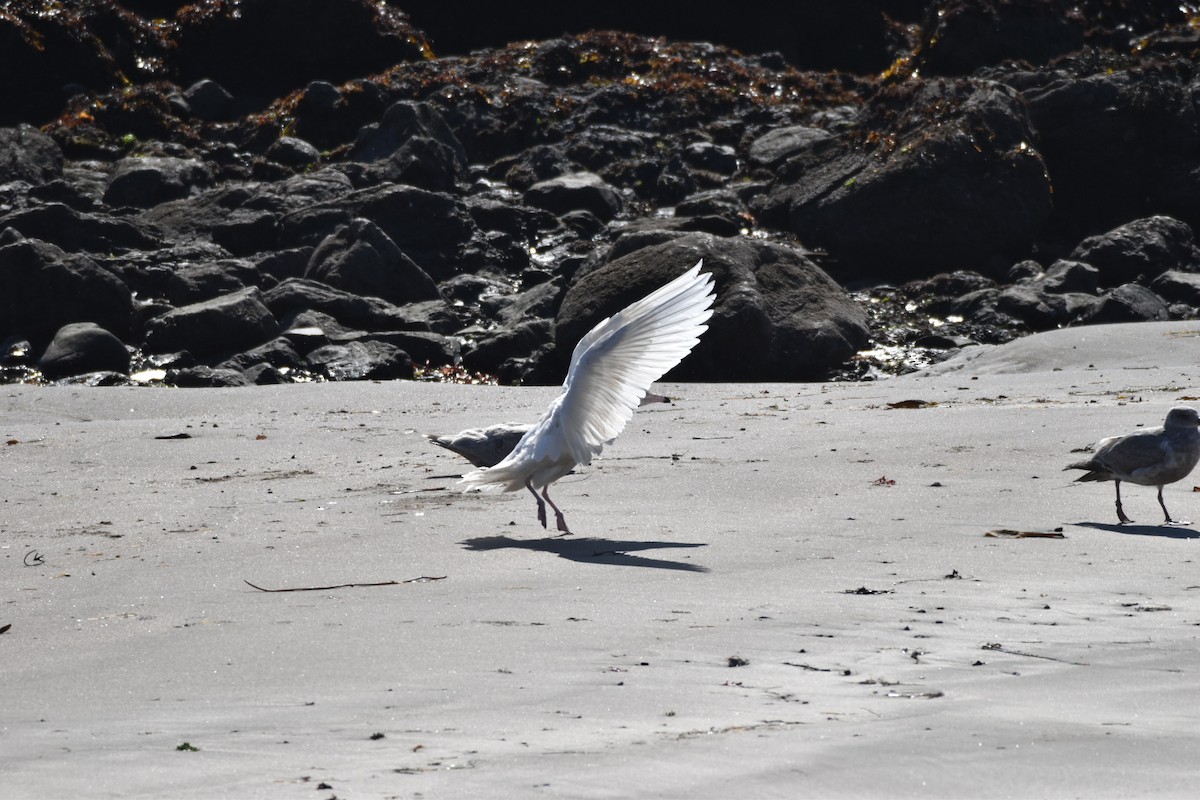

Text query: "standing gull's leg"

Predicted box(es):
[540, 486, 571, 534]
[525, 479, 548, 529]
[1114, 480, 1132, 524]
[1156, 485, 1189, 524]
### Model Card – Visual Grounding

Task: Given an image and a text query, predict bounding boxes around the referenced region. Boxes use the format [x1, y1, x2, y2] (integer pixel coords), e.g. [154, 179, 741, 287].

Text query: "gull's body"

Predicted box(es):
[426, 394, 672, 469]
[458, 261, 716, 532]
[1065, 406, 1200, 524]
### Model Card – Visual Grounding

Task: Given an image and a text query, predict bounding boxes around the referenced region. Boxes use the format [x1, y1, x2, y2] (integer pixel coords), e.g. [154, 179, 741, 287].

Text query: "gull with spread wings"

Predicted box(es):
[458, 260, 716, 533]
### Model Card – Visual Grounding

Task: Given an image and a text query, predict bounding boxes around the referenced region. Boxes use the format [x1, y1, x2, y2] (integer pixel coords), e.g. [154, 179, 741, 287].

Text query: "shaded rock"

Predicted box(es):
[38, 322, 130, 380]
[1069, 216, 1200, 286]
[305, 218, 442, 305]
[144, 287, 280, 359]
[242, 363, 290, 385]
[762, 78, 1052, 280]
[363, 331, 461, 367]
[210, 209, 280, 256]
[168, 259, 263, 305]
[1150, 270, 1200, 306]
[165, 365, 251, 388]
[182, 79, 236, 122]
[103, 156, 213, 208]
[218, 337, 305, 373]
[463, 319, 553, 375]
[524, 172, 623, 221]
[264, 277, 451, 333]
[266, 136, 321, 168]
[682, 141, 737, 174]
[1037, 260, 1099, 294]
[916, 0, 1085, 76]
[278, 184, 485, 281]
[556, 232, 869, 381]
[1082, 284, 1171, 325]
[0, 125, 64, 184]
[0, 238, 133, 346]
[350, 100, 466, 164]
[305, 340, 413, 381]
[0, 203, 161, 253]
[747, 125, 834, 169]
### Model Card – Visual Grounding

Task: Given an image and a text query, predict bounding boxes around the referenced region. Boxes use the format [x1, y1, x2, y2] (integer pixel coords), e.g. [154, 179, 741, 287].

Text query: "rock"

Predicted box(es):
[747, 125, 834, 169]
[1082, 283, 1171, 324]
[38, 322, 130, 380]
[0, 125, 64, 184]
[266, 137, 321, 168]
[168, 259, 263, 305]
[210, 210, 280, 256]
[350, 100, 466, 165]
[218, 337, 305, 373]
[0, 238, 133, 346]
[916, 0, 1085, 76]
[305, 340, 413, 381]
[1069, 216, 1200, 286]
[463, 319, 553, 375]
[144, 287, 280, 359]
[0, 203, 161, 253]
[1037, 260, 1099, 294]
[1150, 270, 1200, 306]
[182, 79, 236, 122]
[682, 141, 737, 174]
[305, 218, 442, 305]
[762, 78, 1052, 280]
[263, 278, 450, 333]
[103, 156, 213, 208]
[165, 365, 251, 388]
[524, 172, 623, 221]
[555, 232, 869, 381]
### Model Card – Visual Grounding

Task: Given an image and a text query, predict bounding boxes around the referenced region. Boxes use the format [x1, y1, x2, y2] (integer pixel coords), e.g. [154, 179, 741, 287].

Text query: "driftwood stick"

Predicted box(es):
[244, 576, 447, 592]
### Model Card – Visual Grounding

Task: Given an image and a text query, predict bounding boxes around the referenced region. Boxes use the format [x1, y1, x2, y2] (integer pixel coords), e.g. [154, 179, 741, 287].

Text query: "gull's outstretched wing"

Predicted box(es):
[541, 260, 715, 466]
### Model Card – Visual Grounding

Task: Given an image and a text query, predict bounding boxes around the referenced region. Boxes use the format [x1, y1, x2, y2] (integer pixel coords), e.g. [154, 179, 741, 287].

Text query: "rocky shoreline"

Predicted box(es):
[3, 1, 1200, 387]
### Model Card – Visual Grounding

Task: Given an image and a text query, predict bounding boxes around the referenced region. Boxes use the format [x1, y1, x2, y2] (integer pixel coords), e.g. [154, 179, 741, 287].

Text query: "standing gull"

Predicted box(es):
[458, 260, 716, 533]
[1065, 406, 1200, 524]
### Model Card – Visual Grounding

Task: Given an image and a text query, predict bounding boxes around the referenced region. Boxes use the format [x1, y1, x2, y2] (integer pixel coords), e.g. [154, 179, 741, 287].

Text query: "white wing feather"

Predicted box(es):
[460, 259, 715, 492]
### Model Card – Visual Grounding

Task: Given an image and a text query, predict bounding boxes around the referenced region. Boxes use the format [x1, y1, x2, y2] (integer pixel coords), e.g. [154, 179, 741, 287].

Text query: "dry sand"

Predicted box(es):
[4, 320, 1200, 799]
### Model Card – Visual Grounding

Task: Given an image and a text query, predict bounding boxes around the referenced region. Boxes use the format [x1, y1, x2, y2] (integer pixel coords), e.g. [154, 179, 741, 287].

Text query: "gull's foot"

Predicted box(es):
[1163, 518, 1192, 526]
[554, 512, 572, 535]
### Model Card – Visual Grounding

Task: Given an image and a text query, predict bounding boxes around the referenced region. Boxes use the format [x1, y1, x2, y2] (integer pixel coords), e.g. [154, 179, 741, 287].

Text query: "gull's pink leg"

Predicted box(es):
[1115, 480, 1132, 524]
[540, 485, 571, 534]
[525, 479, 548, 528]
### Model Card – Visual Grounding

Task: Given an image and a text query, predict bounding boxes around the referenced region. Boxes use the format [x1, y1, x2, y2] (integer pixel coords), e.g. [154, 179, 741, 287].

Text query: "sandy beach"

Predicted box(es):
[4, 320, 1200, 799]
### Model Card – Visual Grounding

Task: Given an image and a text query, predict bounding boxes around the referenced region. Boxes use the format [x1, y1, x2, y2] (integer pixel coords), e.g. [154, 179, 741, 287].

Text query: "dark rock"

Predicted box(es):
[1082, 284, 1171, 325]
[363, 331, 461, 367]
[218, 337, 305, 373]
[305, 340, 413, 381]
[166, 366, 251, 388]
[264, 277, 452, 333]
[0, 125, 64, 184]
[305, 218, 442, 305]
[211, 210, 280, 256]
[1007, 259, 1043, 283]
[1069, 216, 1200, 286]
[746, 125, 834, 169]
[993, 285, 1058, 329]
[266, 137, 321, 168]
[103, 156, 213, 208]
[0, 203, 161, 253]
[144, 287, 280, 359]
[916, 0, 1085, 76]
[464, 197, 560, 240]
[182, 79, 236, 122]
[1037, 260, 1099, 294]
[682, 141, 738, 174]
[556, 232, 870, 381]
[464, 319, 553, 375]
[350, 100, 466, 165]
[524, 172, 623, 221]
[496, 144, 577, 191]
[764, 78, 1052, 280]
[1150, 270, 1200, 306]
[38, 322, 130, 380]
[242, 363, 290, 384]
[0, 238, 133, 346]
[168, 259, 263, 305]
[256, 247, 314, 282]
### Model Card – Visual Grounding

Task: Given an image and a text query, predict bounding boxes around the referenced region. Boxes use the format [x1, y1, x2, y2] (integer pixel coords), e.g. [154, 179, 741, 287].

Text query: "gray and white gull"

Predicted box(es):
[1065, 406, 1200, 524]
[454, 260, 716, 533]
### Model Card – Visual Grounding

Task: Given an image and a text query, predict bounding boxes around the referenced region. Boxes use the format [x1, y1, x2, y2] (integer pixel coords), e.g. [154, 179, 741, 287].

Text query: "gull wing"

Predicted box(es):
[538, 260, 715, 466]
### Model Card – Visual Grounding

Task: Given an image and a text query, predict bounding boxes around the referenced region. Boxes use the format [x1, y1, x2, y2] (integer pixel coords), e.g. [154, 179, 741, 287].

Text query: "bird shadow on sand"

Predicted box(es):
[1075, 521, 1200, 540]
[460, 535, 710, 572]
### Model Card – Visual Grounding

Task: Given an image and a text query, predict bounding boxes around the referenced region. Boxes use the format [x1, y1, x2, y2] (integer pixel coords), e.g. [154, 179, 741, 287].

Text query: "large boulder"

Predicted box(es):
[38, 322, 130, 380]
[0, 125, 64, 184]
[0, 238, 133, 346]
[143, 287, 280, 359]
[103, 156, 213, 208]
[555, 232, 870, 381]
[1069, 216, 1200, 287]
[760, 78, 1052, 281]
[304, 218, 442, 306]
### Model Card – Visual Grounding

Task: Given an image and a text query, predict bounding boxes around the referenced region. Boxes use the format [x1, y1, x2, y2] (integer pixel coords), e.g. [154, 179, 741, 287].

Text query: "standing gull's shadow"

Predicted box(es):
[460, 535, 709, 572]
[1074, 521, 1200, 540]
